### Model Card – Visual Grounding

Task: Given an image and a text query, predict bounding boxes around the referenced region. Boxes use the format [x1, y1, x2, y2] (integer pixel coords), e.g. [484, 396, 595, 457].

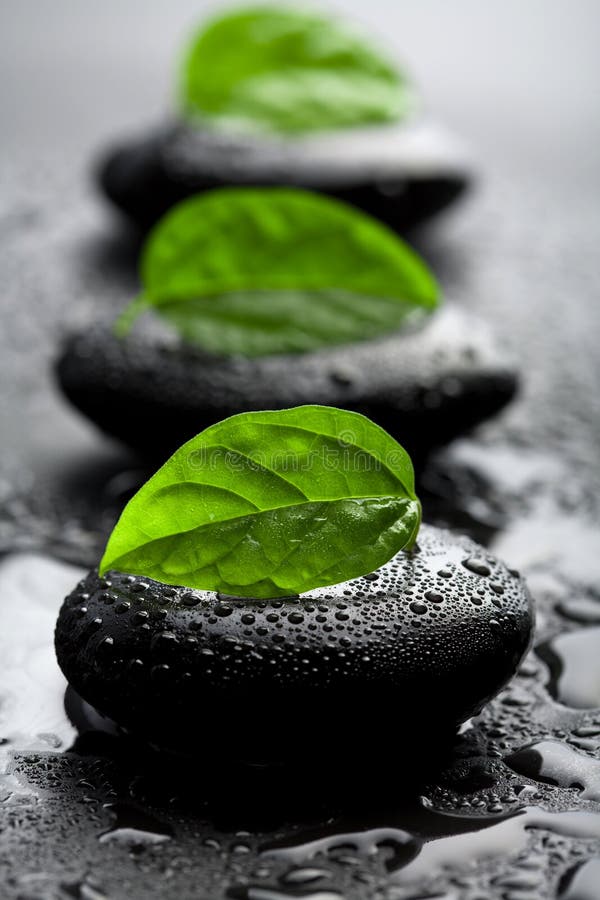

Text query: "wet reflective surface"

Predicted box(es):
[1, 170, 600, 895]
[2, 2, 600, 897]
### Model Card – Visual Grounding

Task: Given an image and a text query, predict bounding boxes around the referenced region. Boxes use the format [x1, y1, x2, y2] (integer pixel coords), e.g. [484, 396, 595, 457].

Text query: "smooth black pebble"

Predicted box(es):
[55, 307, 517, 459]
[98, 119, 471, 231]
[55, 525, 533, 760]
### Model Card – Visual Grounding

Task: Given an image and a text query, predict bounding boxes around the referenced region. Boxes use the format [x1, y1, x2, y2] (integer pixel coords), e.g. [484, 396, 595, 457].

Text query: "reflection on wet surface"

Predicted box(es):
[559, 857, 600, 900]
[98, 802, 174, 848]
[506, 742, 600, 802]
[537, 629, 600, 710]
[0, 553, 81, 751]
[0, 546, 599, 899]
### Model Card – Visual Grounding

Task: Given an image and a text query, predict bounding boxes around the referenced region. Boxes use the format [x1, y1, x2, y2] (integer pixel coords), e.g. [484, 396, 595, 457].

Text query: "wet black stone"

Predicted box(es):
[55, 307, 517, 460]
[54, 525, 533, 760]
[98, 121, 470, 232]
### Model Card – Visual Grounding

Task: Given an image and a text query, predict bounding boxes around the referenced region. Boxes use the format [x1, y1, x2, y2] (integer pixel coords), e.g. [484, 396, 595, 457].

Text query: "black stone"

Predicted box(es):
[54, 307, 518, 460]
[54, 525, 533, 760]
[98, 120, 471, 232]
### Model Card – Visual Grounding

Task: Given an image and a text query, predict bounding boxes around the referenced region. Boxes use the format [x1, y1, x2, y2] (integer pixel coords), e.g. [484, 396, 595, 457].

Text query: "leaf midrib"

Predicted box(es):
[108, 493, 418, 573]
[132, 489, 414, 545]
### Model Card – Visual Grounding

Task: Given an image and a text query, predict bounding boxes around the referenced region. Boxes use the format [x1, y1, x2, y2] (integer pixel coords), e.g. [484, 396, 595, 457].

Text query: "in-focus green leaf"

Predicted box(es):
[99, 406, 421, 598]
[116, 187, 439, 356]
[180, 6, 413, 134]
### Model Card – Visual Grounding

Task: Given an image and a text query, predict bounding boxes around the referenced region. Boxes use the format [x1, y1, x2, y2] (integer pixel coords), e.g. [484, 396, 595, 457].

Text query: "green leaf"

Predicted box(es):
[179, 6, 413, 134]
[116, 187, 439, 356]
[99, 406, 421, 599]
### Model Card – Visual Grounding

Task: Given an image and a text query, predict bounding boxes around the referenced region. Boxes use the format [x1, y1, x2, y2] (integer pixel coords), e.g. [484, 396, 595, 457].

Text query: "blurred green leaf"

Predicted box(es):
[116, 187, 439, 356]
[180, 5, 413, 133]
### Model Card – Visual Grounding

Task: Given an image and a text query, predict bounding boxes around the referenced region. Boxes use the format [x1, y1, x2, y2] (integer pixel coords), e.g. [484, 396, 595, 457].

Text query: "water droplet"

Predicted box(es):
[410, 601, 427, 615]
[215, 603, 233, 617]
[462, 557, 491, 577]
[281, 867, 330, 885]
[99, 803, 173, 849]
[506, 740, 600, 801]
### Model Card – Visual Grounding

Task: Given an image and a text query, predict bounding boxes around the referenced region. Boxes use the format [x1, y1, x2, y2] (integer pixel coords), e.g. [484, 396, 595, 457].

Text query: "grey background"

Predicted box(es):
[2, 0, 600, 183]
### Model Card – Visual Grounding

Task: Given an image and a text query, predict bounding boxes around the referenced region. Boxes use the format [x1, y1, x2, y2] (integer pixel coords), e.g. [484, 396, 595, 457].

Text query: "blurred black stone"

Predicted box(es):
[98, 120, 470, 232]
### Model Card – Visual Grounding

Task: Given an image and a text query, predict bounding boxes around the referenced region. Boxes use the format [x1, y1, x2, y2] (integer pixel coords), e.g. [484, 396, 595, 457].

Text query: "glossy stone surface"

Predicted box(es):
[55, 525, 533, 759]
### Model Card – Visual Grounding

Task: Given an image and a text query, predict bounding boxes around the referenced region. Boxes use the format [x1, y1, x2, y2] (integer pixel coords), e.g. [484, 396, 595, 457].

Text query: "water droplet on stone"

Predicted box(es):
[462, 557, 491, 577]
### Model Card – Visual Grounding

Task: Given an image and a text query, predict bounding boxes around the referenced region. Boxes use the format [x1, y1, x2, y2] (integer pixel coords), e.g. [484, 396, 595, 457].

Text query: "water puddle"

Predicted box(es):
[0, 751, 40, 804]
[251, 804, 600, 893]
[537, 627, 600, 708]
[2, 553, 600, 898]
[263, 826, 419, 872]
[99, 802, 173, 850]
[557, 597, 600, 625]
[228, 889, 343, 900]
[441, 442, 600, 590]
[0, 552, 84, 750]
[506, 740, 600, 800]
[395, 806, 600, 886]
[559, 857, 600, 899]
